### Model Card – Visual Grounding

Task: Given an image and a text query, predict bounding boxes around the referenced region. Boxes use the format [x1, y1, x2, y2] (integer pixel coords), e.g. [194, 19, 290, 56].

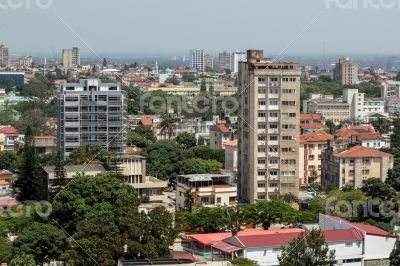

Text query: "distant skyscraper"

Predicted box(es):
[219, 51, 232, 72]
[191, 49, 205, 72]
[232, 52, 247, 74]
[333, 57, 358, 85]
[58, 79, 124, 158]
[62, 47, 80, 69]
[0, 45, 9, 67]
[238, 50, 301, 203]
[204, 54, 214, 72]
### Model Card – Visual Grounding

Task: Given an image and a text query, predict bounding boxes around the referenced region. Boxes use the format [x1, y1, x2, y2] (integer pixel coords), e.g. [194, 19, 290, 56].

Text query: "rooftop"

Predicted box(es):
[224, 139, 238, 147]
[300, 113, 322, 120]
[42, 164, 107, 175]
[178, 174, 231, 182]
[210, 124, 230, 133]
[322, 229, 363, 242]
[300, 123, 327, 129]
[300, 130, 333, 144]
[335, 145, 392, 158]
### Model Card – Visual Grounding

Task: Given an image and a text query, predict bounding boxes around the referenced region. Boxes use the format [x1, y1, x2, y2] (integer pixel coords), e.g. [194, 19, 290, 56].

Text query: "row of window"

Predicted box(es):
[258, 88, 297, 94]
[258, 77, 297, 83]
[257, 123, 297, 130]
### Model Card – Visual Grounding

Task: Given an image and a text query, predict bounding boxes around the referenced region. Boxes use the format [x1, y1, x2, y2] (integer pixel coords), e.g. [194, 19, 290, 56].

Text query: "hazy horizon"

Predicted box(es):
[1, 0, 400, 58]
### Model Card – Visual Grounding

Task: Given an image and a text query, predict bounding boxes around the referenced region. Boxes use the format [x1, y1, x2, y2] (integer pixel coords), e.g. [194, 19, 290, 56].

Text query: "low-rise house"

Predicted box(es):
[224, 139, 238, 172]
[320, 214, 396, 266]
[300, 122, 328, 134]
[210, 124, 233, 149]
[43, 155, 170, 211]
[175, 174, 237, 211]
[335, 126, 388, 149]
[299, 130, 333, 186]
[321, 144, 393, 188]
[15, 135, 57, 155]
[0, 170, 14, 195]
[300, 113, 324, 125]
[185, 214, 395, 266]
[0, 126, 22, 151]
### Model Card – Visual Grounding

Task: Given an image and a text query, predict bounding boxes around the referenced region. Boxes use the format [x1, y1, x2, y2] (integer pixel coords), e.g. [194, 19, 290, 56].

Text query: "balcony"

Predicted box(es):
[64, 122, 80, 127]
[268, 187, 280, 193]
[268, 117, 279, 122]
[268, 140, 279, 146]
[258, 105, 266, 111]
[64, 101, 79, 107]
[268, 93, 279, 98]
[258, 117, 267, 122]
[268, 105, 280, 111]
[268, 152, 279, 157]
[258, 140, 266, 145]
[268, 129, 279, 134]
[269, 163, 279, 169]
[258, 93, 266, 98]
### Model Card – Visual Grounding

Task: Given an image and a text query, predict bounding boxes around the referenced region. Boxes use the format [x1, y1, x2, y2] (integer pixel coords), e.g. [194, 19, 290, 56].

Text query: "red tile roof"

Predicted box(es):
[185, 228, 303, 245]
[0, 126, 19, 135]
[300, 123, 326, 129]
[325, 215, 396, 238]
[210, 124, 230, 133]
[335, 145, 392, 158]
[140, 118, 153, 126]
[300, 114, 322, 121]
[233, 230, 304, 248]
[212, 241, 243, 252]
[349, 125, 375, 133]
[350, 223, 396, 238]
[322, 229, 363, 242]
[300, 130, 333, 144]
[357, 133, 384, 140]
[224, 139, 238, 147]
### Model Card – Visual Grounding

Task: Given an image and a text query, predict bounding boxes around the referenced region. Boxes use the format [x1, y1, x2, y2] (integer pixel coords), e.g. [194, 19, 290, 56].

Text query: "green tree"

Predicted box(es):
[325, 119, 336, 134]
[387, 163, 400, 191]
[144, 140, 183, 181]
[230, 258, 259, 266]
[65, 144, 108, 165]
[184, 190, 193, 212]
[0, 239, 12, 263]
[108, 152, 123, 180]
[390, 246, 400, 266]
[14, 126, 46, 201]
[180, 158, 222, 175]
[158, 115, 177, 139]
[279, 229, 336, 266]
[53, 151, 66, 196]
[391, 114, 400, 148]
[361, 178, 396, 201]
[253, 200, 297, 229]
[371, 117, 391, 134]
[0, 150, 19, 170]
[126, 131, 149, 148]
[175, 132, 197, 149]
[184, 145, 225, 164]
[279, 193, 300, 204]
[10, 254, 36, 266]
[134, 125, 156, 142]
[13, 223, 68, 264]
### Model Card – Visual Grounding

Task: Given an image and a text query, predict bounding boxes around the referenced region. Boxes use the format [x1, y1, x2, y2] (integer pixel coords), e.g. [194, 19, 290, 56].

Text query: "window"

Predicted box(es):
[269, 135, 278, 140]
[349, 170, 355, 175]
[269, 89, 278, 94]
[258, 112, 266, 117]
[282, 124, 296, 129]
[258, 78, 266, 83]
[345, 242, 353, 247]
[258, 124, 266, 129]
[258, 100, 266, 106]
[269, 159, 278, 164]
[309, 155, 314, 160]
[270, 77, 278, 82]
[269, 112, 278, 117]
[282, 112, 296, 118]
[258, 194, 266, 200]
[269, 183, 278, 187]
[258, 159, 266, 164]
[269, 124, 278, 129]
[282, 101, 296, 106]
[258, 147, 266, 152]
[258, 183, 266, 188]
[269, 147, 278, 152]
[282, 89, 296, 94]
[362, 169, 370, 175]
[282, 159, 296, 164]
[258, 88, 266, 94]
[258, 171, 265, 176]
[349, 159, 355, 164]
[269, 170, 278, 176]
[282, 136, 295, 141]
[258, 135, 265, 141]
[269, 100, 278, 105]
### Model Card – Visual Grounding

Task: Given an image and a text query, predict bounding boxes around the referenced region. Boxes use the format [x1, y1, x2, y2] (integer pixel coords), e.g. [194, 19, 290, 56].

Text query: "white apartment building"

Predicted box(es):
[57, 79, 124, 157]
[232, 52, 246, 74]
[175, 174, 237, 210]
[343, 88, 387, 121]
[191, 49, 205, 72]
[238, 50, 301, 203]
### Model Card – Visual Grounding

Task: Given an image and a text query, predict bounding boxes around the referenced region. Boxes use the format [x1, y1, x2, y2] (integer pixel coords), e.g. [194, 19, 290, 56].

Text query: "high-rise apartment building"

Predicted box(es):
[19, 56, 32, 68]
[62, 47, 80, 69]
[333, 57, 358, 85]
[238, 50, 301, 203]
[204, 54, 214, 72]
[232, 52, 247, 74]
[219, 51, 232, 72]
[0, 45, 9, 67]
[191, 49, 204, 72]
[58, 79, 124, 158]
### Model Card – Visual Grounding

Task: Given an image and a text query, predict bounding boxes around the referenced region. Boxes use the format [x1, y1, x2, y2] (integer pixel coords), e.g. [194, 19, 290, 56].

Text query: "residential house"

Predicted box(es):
[224, 139, 238, 172]
[210, 124, 233, 149]
[0, 126, 21, 151]
[321, 144, 393, 188]
[175, 174, 237, 211]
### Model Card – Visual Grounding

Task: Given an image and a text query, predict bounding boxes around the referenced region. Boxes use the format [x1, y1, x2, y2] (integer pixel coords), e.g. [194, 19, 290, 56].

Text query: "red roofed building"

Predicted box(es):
[210, 124, 233, 149]
[299, 131, 334, 186]
[300, 122, 328, 133]
[335, 127, 388, 149]
[0, 126, 21, 151]
[320, 214, 396, 265]
[300, 113, 323, 124]
[321, 144, 393, 188]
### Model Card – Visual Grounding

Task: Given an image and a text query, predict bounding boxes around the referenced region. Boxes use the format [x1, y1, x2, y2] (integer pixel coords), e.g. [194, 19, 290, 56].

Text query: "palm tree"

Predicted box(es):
[158, 114, 176, 139]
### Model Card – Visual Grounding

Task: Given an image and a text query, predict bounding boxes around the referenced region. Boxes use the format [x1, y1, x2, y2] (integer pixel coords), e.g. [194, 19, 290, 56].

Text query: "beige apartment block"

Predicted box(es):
[306, 98, 350, 124]
[299, 130, 333, 187]
[321, 145, 393, 189]
[333, 57, 358, 85]
[175, 174, 237, 210]
[237, 50, 301, 203]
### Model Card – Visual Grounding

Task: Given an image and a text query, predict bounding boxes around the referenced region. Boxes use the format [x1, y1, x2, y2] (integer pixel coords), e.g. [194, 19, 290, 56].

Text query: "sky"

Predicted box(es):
[1, 0, 400, 57]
